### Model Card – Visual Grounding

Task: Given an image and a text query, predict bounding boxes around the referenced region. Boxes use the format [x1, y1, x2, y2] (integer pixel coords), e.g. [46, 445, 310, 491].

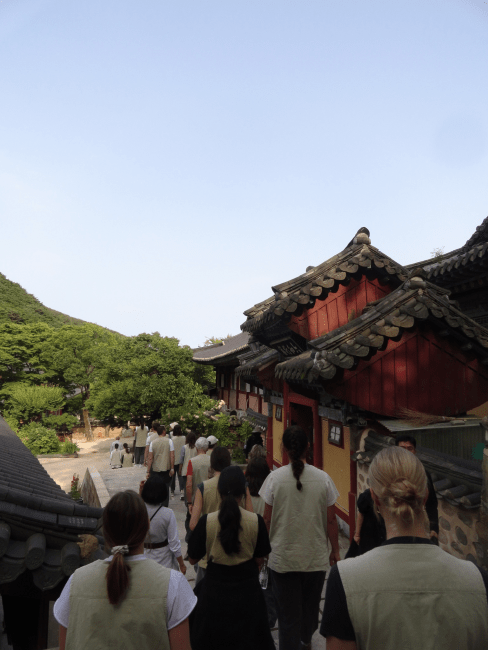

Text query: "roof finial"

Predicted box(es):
[352, 227, 371, 246]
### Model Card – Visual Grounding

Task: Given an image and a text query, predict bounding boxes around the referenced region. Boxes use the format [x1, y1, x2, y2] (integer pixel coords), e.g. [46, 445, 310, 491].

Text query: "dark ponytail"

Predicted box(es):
[282, 426, 308, 491]
[217, 466, 246, 555]
[103, 491, 149, 605]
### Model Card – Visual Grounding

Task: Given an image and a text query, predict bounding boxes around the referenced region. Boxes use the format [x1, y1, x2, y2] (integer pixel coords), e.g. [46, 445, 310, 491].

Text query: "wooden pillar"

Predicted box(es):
[282, 383, 289, 465]
[267, 411, 273, 469]
[312, 402, 322, 469]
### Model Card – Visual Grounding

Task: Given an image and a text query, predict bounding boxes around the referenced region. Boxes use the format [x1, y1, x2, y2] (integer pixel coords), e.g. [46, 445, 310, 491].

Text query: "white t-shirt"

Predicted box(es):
[149, 438, 174, 453]
[53, 556, 196, 631]
[259, 462, 338, 508]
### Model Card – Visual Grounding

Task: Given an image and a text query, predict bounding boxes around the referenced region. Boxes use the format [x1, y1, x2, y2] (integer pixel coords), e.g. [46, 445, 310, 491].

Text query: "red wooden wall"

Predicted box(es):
[288, 277, 391, 341]
[329, 327, 488, 417]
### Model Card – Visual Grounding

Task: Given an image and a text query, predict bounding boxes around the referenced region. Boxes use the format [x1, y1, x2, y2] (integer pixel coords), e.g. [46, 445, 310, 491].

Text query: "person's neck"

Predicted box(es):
[197, 449, 206, 455]
[129, 542, 145, 556]
[383, 514, 430, 541]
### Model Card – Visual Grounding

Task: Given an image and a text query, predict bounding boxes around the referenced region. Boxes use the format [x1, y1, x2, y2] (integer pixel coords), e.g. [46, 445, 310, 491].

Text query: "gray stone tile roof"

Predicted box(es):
[235, 347, 280, 378]
[0, 416, 103, 590]
[274, 274, 488, 382]
[241, 229, 408, 333]
[192, 332, 250, 364]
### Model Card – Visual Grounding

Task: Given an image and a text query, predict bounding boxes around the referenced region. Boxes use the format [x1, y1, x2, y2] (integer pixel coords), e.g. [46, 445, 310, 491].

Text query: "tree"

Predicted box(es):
[203, 335, 234, 346]
[430, 247, 445, 259]
[0, 322, 54, 389]
[87, 333, 213, 424]
[4, 384, 65, 423]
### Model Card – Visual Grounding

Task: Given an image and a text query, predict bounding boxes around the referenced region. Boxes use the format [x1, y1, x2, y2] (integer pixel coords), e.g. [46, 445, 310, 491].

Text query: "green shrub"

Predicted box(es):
[16, 422, 60, 455]
[231, 447, 246, 464]
[60, 440, 80, 454]
[42, 413, 79, 432]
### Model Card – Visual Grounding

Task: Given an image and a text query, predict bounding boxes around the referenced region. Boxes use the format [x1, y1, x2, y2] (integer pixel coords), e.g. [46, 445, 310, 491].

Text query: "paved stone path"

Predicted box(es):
[35, 437, 349, 649]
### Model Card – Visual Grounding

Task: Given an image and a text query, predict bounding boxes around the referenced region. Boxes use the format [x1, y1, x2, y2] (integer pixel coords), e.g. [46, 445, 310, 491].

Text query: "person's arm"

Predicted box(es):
[327, 505, 341, 565]
[188, 516, 207, 565]
[170, 450, 175, 474]
[144, 440, 151, 465]
[244, 486, 253, 512]
[147, 451, 154, 476]
[167, 511, 186, 575]
[263, 503, 272, 533]
[326, 638, 357, 650]
[59, 625, 67, 650]
[354, 511, 364, 544]
[168, 618, 191, 650]
[186, 461, 193, 508]
[189, 488, 203, 530]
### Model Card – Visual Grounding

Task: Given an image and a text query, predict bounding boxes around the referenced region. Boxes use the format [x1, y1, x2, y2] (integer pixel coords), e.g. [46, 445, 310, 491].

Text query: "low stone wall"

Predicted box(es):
[81, 466, 111, 508]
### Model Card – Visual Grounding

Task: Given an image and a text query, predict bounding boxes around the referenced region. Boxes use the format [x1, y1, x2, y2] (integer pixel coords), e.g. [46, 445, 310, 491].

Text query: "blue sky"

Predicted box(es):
[1, 0, 487, 346]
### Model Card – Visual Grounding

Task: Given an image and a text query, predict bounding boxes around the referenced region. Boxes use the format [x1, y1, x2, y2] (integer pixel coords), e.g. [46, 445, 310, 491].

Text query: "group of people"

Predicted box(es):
[109, 438, 134, 468]
[55, 425, 488, 650]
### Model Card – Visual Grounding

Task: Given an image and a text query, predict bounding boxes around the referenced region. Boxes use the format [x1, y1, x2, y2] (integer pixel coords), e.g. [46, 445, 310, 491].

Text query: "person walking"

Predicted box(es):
[147, 425, 175, 508]
[170, 424, 186, 498]
[320, 445, 488, 650]
[179, 431, 197, 503]
[109, 443, 122, 469]
[259, 425, 340, 650]
[188, 466, 275, 650]
[133, 417, 148, 466]
[54, 490, 196, 650]
[121, 443, 134, 468]
[345, 487, 386, 558]
[244, 426, 264, 460]
[110, 436, 121, 453]
[140, 475, 186, 574]
[185, 437, 211, 508]
[144, 421, 159, 467]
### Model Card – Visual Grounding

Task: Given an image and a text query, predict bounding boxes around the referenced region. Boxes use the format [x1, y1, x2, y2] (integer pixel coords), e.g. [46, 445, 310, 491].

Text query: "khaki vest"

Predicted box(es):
[110, 450, 121, 466]
[122, 452, 133, 467]
[250, 495, 265, 517]
[181, 445, 197, 476]
[197, 476, 222, 570]
[151, 436, 171, 472]
[172, 435, 185, 465]
[135, 426, 148, 447]
[190, 454, 211, 499]
[66, 559, 171, 650]
[338, 543, 488, 650]
[268, 464, 330, 573]
[206, 508, 259, 566]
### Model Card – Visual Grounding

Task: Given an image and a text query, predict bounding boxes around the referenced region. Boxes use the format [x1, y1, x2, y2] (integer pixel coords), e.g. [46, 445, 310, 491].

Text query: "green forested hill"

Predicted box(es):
[0, 272, 89, 328]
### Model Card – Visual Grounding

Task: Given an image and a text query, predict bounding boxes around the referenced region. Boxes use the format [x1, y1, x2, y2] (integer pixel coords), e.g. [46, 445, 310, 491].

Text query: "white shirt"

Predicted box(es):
[53, 556, 196, 631]
[259, 462, 338, 508]
[149, 437, 174, 453]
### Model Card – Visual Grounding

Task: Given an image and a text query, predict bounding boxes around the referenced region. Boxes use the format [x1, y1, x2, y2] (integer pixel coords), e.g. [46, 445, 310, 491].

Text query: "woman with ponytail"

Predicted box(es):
[258, 425, 340, 650]
[54, 490, 195, 650]
[321, 446, 488, 650]
[188, 465, 274, 650]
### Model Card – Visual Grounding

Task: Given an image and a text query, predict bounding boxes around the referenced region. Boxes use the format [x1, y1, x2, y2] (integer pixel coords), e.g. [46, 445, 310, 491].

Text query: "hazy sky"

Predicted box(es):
[1, 0, 488, 347]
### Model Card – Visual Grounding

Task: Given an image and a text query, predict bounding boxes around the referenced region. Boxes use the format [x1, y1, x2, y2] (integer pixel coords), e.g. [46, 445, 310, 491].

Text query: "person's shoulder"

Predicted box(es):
[240, 506, 258, 521]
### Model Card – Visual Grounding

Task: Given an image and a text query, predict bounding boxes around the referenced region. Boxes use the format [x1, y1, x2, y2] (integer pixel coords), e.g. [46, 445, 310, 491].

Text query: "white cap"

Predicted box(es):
[207, 435, 219, 446]
[195, 437, 209, 450]
[170, 422, 178, 430]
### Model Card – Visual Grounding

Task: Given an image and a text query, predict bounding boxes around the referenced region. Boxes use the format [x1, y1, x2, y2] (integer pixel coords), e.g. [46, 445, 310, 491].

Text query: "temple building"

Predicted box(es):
[194, 218, 488, 569]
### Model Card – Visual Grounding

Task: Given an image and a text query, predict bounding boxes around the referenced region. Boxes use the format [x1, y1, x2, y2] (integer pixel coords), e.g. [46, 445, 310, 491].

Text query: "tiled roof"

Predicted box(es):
[352, 429, 482, 509]
[275, 273, 488, 382]
[0, 416, 103, 591]
[192, 332, 250, 364]
[235, 346, 280, 378]
[241, 229, 408, 333]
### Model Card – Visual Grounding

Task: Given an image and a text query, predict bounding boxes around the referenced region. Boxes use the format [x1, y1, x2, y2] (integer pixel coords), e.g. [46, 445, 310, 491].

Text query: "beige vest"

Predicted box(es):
[197, 476, 222, 570]
[181, 445, 197, 476]
[122, 452, 133, 467]
[151, 436, 171, 472]
[206, 508, 259, 566]
[190, 454, 211, 499]
[338, 543, 488, 650]
[268, 464, 330, 573]
[250, 495, 265, 516]
[66, 559, 171, 650]
[135, 426, 148, 447]
[172, 435, 185, 465]
[110, 450, 121, 466]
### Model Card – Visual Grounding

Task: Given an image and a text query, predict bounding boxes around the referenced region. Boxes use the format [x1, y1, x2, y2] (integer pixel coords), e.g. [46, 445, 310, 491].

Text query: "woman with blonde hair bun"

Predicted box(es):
[321, 445, 488, 650]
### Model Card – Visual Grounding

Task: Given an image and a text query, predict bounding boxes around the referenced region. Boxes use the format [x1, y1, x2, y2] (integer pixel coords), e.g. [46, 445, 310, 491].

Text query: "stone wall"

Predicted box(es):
[357, 462, 485, 568]
[81, 466, 111, 508]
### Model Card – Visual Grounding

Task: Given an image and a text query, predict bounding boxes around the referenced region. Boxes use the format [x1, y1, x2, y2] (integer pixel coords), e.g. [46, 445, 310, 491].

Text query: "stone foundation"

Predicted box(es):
[81, 466, 111, 508]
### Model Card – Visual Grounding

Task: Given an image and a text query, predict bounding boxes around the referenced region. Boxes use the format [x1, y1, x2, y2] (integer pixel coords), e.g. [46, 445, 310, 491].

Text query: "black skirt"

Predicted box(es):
[190, 559, 275, 650]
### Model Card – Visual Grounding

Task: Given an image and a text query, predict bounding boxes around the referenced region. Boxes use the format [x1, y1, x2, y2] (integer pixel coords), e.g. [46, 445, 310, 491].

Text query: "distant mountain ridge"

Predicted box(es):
[0, 272, 103, 329]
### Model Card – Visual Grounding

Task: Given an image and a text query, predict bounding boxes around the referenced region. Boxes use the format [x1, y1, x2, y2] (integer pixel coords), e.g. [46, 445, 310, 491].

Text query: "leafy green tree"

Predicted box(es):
[87, 333, 212, 423]
[4, 384, 65, 423]
[0, 322, 54, 389]
[15, 422, 61, 455]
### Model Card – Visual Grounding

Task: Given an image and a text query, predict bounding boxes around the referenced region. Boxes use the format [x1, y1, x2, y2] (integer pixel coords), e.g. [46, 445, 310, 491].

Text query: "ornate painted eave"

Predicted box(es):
[241, 228, 408, 334]
[275, 274, 488, 383]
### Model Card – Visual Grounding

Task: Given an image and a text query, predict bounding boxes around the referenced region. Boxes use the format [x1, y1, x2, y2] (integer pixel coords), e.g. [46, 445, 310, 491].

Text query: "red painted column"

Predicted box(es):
[313, 402, 322, 469]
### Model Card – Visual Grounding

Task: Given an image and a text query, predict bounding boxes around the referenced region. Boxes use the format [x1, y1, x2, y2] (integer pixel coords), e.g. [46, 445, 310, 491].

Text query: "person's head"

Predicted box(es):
[248, 444, 267, 462]
[195, 437, 209, 453]
[157, 424, 166, 436]
[207, 435, 219, 449]
[217, 466, 247, 555]
[246, 457, 270, 497]
[186, 431, 197, 449]
[141, 474, 169, 506]
[139, 417, 145, 429]
[123, 443, 129, 452]
[103, 491, 149, 605]
[395, 435, 417, 455]
[151, 420, 159, 431]
[210, 446, 231, 472]
[116, 435, 120, 440]
[369, 446, 428, 531]
[282, 425, 308, 491]
[114, 443, 119, 450]
[173, 424, 183, 437]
